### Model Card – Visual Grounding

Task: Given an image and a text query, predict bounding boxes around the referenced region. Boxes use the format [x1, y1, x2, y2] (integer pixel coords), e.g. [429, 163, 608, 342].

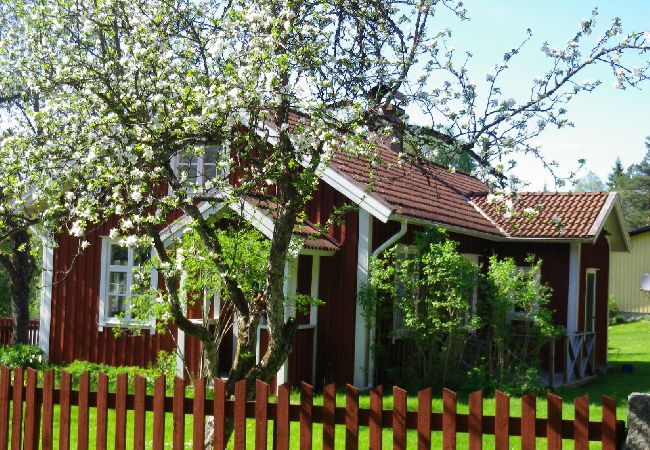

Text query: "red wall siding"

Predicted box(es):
[307, 181, 359, 386]
[579, 235, 610, 367]
[49, 219, 175, 368]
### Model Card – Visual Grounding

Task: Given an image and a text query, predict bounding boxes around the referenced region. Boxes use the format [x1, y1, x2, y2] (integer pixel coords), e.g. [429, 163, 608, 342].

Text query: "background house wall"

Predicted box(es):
[610, 231, 650, 315]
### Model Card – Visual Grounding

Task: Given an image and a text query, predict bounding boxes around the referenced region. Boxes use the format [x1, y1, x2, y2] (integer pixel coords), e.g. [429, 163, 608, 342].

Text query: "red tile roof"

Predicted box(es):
[471, 192, 613, 239]
[329, 142, 613, 240]
[329, 142, 501, 235]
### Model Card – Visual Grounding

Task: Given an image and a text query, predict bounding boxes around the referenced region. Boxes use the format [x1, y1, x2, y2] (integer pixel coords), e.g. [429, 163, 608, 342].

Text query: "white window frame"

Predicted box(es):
[98, 238, 157, 332]
[584, 268, 598, 333]
[462, 254, 480, 315]
[170, 144, 229, 193]
[508, 265, 542, 320]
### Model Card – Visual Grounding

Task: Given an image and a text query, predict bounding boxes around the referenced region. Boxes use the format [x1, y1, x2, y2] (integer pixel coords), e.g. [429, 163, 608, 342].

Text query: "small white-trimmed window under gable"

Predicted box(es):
[98, 238, 157, 331]
[171, 144, 228, 191]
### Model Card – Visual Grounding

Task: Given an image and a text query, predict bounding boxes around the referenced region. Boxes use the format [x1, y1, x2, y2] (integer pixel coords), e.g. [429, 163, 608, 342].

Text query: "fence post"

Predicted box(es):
[300, 382, 313, 450]
[393, 386, 407, 450]
[369, 385, 383, 450]
[323, 384, 336, 450]
[443, 388, 457, 450]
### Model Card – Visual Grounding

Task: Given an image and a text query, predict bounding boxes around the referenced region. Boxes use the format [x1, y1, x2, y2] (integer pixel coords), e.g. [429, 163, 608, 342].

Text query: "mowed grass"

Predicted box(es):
[9, 321, 649, 448]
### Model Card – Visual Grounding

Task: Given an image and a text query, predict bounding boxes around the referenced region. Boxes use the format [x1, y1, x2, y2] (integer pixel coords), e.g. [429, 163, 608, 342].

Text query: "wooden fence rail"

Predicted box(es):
[0, 318, 39, 346]
[0, 366, 625, 449]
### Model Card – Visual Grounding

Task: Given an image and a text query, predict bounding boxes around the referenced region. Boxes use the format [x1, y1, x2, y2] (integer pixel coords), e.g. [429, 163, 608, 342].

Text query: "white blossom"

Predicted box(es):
[70, 220, 84, 237]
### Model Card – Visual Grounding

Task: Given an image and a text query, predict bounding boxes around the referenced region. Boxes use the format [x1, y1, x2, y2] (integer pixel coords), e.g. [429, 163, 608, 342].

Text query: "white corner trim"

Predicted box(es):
[38, 242, 54, 361]
[310, 255, 320, 385]
[353, 209, 373, 388]
[276, 258, 298, 387]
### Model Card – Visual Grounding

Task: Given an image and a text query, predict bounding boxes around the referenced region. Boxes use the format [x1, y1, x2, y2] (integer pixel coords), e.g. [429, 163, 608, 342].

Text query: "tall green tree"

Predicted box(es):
[619, 138, 650, 229]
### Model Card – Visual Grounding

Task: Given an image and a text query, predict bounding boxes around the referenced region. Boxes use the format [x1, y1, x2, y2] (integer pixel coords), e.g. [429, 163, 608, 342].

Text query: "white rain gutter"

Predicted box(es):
[364, 217, 407, 387]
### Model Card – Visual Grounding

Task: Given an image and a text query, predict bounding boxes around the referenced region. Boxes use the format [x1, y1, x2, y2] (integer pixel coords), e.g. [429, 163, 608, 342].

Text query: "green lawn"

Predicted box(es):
[11, 321, 649, 448]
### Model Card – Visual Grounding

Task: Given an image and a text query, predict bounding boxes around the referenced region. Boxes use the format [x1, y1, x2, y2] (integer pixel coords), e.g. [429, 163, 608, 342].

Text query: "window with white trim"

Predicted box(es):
[172, 144, 228, 191]
[509, 265, 542, 320]
[584, 268, 597, 333]
[98, 238, 156, 329]
[393, 245, 418, 340]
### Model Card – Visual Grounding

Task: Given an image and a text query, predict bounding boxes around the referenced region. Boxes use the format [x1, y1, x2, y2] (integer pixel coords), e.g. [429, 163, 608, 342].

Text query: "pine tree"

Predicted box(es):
[607, 157, 625, 190]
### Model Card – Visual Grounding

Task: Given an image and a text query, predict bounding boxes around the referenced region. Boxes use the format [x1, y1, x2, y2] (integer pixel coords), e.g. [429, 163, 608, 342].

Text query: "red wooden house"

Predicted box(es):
[37, 131, 629, 388]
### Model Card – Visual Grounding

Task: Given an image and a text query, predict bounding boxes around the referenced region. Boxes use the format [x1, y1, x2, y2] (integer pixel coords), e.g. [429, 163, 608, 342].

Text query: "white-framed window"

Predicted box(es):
[509, 265, 542, 320]
[171, 144, 228, 191]
[584, 268, 598, 333]
[393, 244, 418, 340]
[98, 238, 157, 331]
[463, 254, 480, 315]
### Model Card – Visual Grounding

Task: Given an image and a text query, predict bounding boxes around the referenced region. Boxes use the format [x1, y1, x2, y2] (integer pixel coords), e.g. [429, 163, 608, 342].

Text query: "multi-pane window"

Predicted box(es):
[99, 239, 154, 328]
[174, 145, 226, 190]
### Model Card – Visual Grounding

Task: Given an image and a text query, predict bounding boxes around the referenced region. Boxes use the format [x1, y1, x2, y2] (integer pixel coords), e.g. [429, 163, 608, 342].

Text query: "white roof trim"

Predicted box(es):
[586, 192, 630, 251]
[159, 197, 276, 247]
[315, 165, 393, 223]
[588, 192, 616, 237]
[467, 200, 510, 237]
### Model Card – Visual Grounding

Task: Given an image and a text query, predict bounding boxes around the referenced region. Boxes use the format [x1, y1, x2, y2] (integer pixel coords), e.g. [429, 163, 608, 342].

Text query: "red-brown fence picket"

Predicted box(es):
[0, 318, 39, 346]
[0, 366, 626, 449]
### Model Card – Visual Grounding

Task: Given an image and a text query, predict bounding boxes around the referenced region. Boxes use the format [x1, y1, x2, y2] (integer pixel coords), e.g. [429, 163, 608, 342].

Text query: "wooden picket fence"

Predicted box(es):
[0, 318, 39, 346]
[0, 366, 625, 449]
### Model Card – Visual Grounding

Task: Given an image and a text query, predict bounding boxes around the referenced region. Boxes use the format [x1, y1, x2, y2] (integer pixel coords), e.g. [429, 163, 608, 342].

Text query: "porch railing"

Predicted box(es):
[544, 331, 597, 388]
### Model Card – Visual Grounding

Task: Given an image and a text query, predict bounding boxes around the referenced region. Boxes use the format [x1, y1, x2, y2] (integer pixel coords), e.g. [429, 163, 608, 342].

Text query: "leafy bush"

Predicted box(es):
[0, 344, 44, 369]
[362, 229, 562, 393]
[361, 227, 478, 389]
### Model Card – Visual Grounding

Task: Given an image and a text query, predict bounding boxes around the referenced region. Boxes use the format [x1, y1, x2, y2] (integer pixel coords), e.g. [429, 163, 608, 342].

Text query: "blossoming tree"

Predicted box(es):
[1, 0, 648, 396]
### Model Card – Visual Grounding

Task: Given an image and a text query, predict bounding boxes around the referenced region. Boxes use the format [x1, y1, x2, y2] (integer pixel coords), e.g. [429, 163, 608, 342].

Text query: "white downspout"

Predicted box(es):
[372, 219, 408, 260]
[363, 218, 407, 387]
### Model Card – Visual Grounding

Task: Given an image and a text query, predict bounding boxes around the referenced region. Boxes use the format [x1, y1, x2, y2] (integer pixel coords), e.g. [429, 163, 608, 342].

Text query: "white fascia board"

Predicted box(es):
[317, 165, 393, 223]
[231, 199, 275, 240]
[587, 192, 616, 239]
[160, 200, 225, 246]
[160, 197, 276, 247]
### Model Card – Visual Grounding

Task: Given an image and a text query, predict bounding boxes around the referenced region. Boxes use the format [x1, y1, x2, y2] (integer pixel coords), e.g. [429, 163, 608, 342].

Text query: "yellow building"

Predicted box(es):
[610, 226, 650, 315]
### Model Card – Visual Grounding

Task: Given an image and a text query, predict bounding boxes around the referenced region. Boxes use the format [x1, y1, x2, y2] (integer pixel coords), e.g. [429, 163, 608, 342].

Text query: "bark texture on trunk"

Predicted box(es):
[0, 229, 36, 345]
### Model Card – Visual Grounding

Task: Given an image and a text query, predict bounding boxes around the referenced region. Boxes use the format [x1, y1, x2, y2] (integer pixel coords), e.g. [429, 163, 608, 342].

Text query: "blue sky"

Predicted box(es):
[414, 0, 650, 190]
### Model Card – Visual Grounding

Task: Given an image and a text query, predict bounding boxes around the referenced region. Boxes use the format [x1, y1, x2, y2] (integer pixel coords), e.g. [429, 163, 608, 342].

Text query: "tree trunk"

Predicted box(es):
[0, 229, 37, 345]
